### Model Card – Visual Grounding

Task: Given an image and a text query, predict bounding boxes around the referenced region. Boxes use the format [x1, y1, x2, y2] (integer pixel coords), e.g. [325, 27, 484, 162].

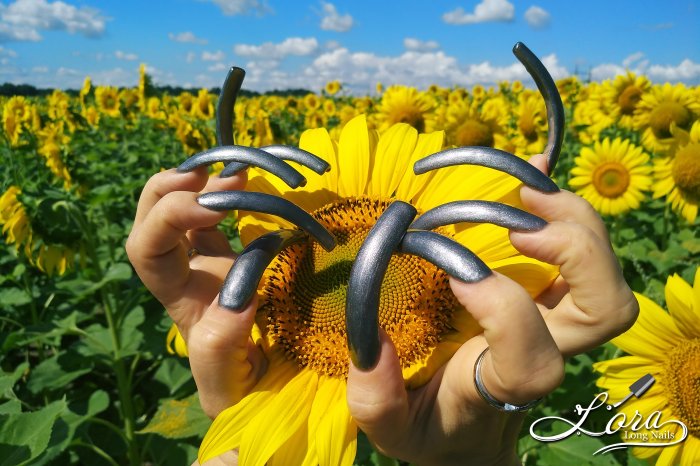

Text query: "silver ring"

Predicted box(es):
[473, 347, 543, 412]
[187, 247, 200, 259]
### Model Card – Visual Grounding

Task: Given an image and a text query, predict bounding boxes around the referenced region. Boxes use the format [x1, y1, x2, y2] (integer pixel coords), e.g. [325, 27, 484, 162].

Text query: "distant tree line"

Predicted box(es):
[0, 82, 312, 97]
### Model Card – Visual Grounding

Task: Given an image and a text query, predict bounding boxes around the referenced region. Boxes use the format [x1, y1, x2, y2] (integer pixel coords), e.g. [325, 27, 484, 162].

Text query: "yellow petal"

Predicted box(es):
[488, 256, 559, 298]
[666, 273, 700, 339]
[198, 360, 298, 463]
[337, 115, 369, 197]
[611, 293, 685, 360]
[314, 378, 357, 466]
[267, 422, 310, 466]
[298, 127, 339, 208]
[239, 369, 318, 466]
[367, 123, 417, 198]
[395, 131, 445, 203]
[680, 437, 699, 466]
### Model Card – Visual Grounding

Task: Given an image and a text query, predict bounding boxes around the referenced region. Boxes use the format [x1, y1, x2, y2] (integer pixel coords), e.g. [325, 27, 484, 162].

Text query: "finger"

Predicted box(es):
[509, 222, 638, 355]
[447, 273, 564, 406]
[189, 295, 266, 419]
[522, 154, 610, 242]
[126, 191, 227, 307]
[346, 331, 409, 453]
[133, 168, 208, 228]
[202, 169, 248, 194]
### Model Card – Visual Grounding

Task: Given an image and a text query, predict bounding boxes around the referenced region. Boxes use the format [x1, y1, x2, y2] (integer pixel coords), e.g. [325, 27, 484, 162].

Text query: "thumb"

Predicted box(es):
[346, 331, 409, 451]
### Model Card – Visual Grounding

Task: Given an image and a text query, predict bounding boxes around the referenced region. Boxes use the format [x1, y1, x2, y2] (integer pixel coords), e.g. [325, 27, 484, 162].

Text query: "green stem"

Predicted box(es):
[70, 441, 121, 466]
[69, 205, 141, 465]
[22, 272, 45, 361]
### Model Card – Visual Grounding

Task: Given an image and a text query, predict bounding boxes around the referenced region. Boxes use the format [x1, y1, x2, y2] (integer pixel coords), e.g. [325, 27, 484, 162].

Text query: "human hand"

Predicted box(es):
[126, 167, 266, 419]
[346, 153, 639, 466]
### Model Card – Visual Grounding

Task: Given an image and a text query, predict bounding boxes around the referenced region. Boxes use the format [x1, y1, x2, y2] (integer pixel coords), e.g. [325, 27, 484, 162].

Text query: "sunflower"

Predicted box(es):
[602, 72, 651, 129]
[0, 187, 76, 275]
[79, 76, 91, 109]
[373, 85, 434, 133]
[95, 86, 121, 118]
[634, 83, 700, 154]
[197, 115, 559, 465]
[569, 137, 652, 216]
[443, 98, 507, 149]
[324, 80, 341, 96]
[652, 121, 700, 223]
[192, 89, 215, 120]
[594, 268, 700, 466]
[510, 91, 548, 155]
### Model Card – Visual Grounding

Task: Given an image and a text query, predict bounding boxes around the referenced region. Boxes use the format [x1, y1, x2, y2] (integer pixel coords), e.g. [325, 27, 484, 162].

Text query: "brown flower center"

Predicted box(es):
[592, 162, 631, 198]
[617, 85, 643, 115]
[260, 197, 457, 378]
[672, 143, 700, 202]
[649, 102, 691, 139]
[662, 338, 700, 437]
[455, 120, 494, 147]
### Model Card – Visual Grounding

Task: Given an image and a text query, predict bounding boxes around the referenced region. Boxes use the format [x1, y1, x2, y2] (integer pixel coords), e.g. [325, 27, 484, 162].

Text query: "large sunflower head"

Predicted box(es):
[652, 121, 700, 223]
[444, 98, 506, 149]
[594, 268, 700, 465]
[569, 137, 652, 216]
[374, 85, 435, 133]
[199, 115, 559, 465]
[634, 83, 700, 154]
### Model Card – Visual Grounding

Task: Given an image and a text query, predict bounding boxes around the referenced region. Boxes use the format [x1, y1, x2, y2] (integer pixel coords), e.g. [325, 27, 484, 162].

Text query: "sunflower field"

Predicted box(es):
[0, 64, 698, 466]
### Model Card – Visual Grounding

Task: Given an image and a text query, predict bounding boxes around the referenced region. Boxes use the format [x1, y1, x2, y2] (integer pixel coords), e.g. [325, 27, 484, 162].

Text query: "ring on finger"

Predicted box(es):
[473, 347, 543, 412]
[187, 247, 200, 259]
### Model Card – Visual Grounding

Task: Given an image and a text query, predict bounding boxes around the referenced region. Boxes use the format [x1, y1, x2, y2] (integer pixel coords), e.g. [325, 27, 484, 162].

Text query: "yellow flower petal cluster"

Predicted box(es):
[198, 115, 559, 465]
[595, 268, 700, 466]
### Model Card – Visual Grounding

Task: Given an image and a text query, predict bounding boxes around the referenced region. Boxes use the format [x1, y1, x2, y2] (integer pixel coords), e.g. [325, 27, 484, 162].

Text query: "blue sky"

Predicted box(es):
[1, 0, 698, 93]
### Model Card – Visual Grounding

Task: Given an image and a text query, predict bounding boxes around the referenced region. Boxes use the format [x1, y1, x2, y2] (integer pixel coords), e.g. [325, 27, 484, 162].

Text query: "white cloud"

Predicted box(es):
[0, 0, 107, 42]
[319, 2, 353, 32]
[32, 65, 47, 73]
[186, 52, 197, 63]
[404, 38, 440, 52]
[524, 5, 550, 29]
[325, 40, 342, 50]
[234, 37, 318, 59]
[202, 50, 226, 61]
[206, 0, 272, 16]
[207, 62, 228, 72]
[591, 53, 700, 84]
[0, 45, 16, 57]
[443, 0, 515, 25]
[115, 50, 138, 61]
[168, 31, 208, 45]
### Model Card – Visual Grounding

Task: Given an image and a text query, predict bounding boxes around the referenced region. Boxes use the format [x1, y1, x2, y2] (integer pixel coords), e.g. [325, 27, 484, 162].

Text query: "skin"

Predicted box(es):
[126, 155, 639, 466]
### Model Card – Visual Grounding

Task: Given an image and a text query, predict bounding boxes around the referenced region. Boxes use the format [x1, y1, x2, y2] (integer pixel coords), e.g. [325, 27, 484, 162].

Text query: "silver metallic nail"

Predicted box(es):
[398, 230, 492, 283]
[216, 67, 245, 147]
[346, 201, 417, 370]
[219, 229, 307, 311]
[413, 146, 559, 193]
[177, 146, 307, 188]
[410, 200, 547, 231]
[197, 191, 336, 251]
[512, 42, 565, 175]
[219, 145, 331, 178]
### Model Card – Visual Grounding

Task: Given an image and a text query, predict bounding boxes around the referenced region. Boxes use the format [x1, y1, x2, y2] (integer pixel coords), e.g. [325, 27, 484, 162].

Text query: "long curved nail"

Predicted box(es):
[410, 200, 547, 231]
[216, 67, 245, 147]
[198, 191, 336, 251]
[398, 230, 492, 283]
[413, 146, 559, 193]
[512, 42, 565, 175]
[220, 145, 331, 178]
[220, 229, 307, 311]
[177, 146, 307, 188]
[346, 201, 417, 370]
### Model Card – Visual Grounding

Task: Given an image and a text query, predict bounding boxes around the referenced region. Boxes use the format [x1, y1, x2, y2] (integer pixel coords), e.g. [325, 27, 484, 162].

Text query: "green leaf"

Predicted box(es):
[118, 306, 146, 358]
[0, 400, 21, 415]
[26, 352, 94, 394]
[537, 435, 621, 465]
[0, 287, 31, 307]
[0, 362, 28, 395]
[139, 393, 211, 439]
[0, 399, 67, 466]
[153, 357, 193, 396]
[55, 262, 133, 299]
